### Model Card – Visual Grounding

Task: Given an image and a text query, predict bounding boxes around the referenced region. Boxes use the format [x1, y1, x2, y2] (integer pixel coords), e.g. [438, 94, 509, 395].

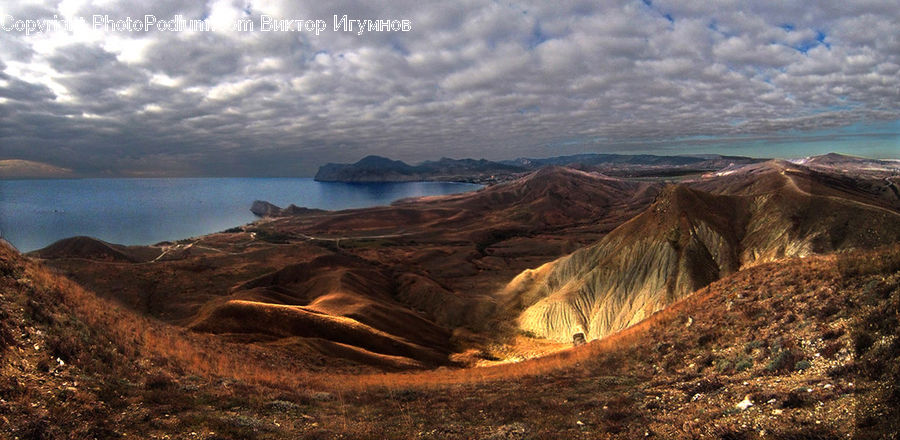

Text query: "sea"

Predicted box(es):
[0, 178, 480, 252]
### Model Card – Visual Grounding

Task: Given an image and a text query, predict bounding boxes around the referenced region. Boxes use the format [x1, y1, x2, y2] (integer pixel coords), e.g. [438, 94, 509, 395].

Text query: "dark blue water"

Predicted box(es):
[0, 178, 480, 252]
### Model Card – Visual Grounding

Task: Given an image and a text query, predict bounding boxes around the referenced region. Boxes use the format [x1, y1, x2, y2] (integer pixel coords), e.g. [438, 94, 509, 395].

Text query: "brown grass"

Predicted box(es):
[18, 237, 711, 393]
[9, 240, 900, 438]
[16, 241, 900, 398]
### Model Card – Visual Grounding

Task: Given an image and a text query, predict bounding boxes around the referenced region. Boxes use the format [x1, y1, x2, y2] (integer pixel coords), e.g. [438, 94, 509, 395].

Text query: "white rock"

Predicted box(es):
[736, 395, 754, 410]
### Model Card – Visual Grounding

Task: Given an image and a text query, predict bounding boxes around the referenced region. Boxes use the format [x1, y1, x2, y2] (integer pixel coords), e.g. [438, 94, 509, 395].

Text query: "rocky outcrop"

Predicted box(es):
[250, 200, 282, 217]
[251, 200, 325, 217]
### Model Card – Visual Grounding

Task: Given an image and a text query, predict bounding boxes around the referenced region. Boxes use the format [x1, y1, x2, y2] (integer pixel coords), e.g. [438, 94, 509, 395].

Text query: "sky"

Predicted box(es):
[0, 0, 898, 177]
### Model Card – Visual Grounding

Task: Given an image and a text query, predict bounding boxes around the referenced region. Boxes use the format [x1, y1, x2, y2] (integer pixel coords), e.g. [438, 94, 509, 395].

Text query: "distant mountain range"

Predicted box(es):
[314, 155, 528, 184]
[0, 159, 74, 179]
[314, 153, 766, 183]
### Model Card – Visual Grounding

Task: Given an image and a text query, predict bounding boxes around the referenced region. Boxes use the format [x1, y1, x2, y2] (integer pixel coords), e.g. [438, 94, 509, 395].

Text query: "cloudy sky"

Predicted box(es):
[1, 0, 898, 177]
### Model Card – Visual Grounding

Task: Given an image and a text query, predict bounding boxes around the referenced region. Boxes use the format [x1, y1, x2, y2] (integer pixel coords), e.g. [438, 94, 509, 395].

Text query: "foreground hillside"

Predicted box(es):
[4, 238, 899, 438]
[1, 240, 166, 437]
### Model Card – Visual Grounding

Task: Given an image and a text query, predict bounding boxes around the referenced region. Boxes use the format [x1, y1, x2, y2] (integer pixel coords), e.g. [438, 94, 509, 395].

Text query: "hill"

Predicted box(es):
[0, 159, 74, 178]
[33, 167, 661, 368]
[32, 159, 900, 370]
[503, 161, 900, 343]
[310, 245, 900, 438]
[7, 153, 900, 437]
[795, 152, 900, 175]
[30, 236, 162, 262]
[5, 239, 900, 438]
[188, 253, 454, 369]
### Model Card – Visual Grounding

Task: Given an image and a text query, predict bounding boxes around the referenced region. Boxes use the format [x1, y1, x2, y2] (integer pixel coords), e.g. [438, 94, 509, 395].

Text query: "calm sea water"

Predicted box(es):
[0, 178, 480, 252]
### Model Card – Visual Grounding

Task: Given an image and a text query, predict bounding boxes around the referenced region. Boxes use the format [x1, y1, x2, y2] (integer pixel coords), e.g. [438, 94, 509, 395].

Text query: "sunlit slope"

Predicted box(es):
[505, 163, 900, 342]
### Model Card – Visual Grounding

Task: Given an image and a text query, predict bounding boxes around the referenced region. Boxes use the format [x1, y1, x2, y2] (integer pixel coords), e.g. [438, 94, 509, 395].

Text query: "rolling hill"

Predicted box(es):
[28, 154, 900, 372]
[503, 160, 900, 343]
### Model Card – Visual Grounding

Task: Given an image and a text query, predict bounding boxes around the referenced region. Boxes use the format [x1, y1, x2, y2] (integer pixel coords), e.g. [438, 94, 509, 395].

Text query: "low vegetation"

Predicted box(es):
[3, 238, 899, 438]
[6, 159, 900, 438]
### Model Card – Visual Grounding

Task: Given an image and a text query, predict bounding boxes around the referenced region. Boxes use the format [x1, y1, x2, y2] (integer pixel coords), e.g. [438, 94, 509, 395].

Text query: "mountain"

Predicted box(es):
[313, 166, 660, 238]
[501, 153, 765, 177]
[503, 160, 900, 343]
[794, 152, 900, 175]
[314, 153, 767, 184]
[502, 153, 709, 167]
[314, 155, 527, 183]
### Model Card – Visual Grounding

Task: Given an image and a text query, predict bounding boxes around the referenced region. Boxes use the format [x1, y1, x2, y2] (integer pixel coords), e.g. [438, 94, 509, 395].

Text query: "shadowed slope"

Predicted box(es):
[31, 236, 162, 262]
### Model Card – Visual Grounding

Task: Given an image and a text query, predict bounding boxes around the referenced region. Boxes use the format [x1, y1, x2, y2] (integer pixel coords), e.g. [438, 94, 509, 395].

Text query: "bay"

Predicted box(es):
[0, 178, 480, 252]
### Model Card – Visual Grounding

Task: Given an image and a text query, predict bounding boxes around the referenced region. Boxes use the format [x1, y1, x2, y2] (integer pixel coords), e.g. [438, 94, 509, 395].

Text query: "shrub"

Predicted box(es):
[781, 389, 809, 408]
[766, 350, 797, 373]
[519, 330, 538, 339]
[794, 360, 811, 371]
[144, 373, 175, 390]
[744, 340, 764, 353]
[265, 400, 299, 412]
[821, 340, 843, 359]
[0, 318, 13, 352]
[697, 330, 718, 347]
[46, 331, 80, 363]
[852, 330, 875, 355]
[249, 229, 293, 244]
[821, 328, 844, 340]
[735, 358, 753, 372]
[838, 248, 900, 277]
[681, 378, 724, 395]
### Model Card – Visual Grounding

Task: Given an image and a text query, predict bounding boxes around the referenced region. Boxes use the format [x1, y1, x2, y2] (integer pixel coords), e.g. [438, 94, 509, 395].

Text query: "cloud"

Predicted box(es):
[0, 0, 898, 176]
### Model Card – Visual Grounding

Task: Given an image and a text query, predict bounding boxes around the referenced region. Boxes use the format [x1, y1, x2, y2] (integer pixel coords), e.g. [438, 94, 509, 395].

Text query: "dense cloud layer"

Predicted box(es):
[0, 0, 898, 176]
